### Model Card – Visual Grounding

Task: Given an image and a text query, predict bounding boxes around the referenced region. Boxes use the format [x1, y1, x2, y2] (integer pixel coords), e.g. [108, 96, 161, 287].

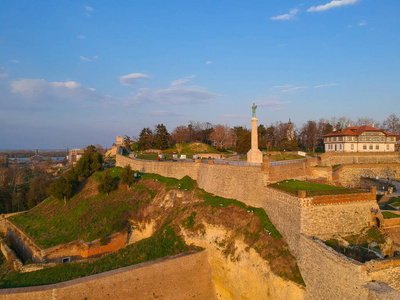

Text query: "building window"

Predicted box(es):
[363, 145, 367, 150]
[376, 145, 379, 150]
[369, 145, 373, 150]
[387, 145, 390, 150]
[351, 144, 354, 150]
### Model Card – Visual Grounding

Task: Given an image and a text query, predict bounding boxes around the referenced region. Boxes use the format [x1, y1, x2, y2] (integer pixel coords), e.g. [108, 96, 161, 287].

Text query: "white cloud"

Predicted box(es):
[150, 110, 181, 117]
[205, 61, 212, 65]
[272, 84, 292, 89]
[280, 86, 307, 93]
[12, 60, 19, 64]
[84, 5, 93, 17]
[358, 20, 367, 26]
[125, 85, 220, 105]
[271, 9, 298, 21]
[80, 56, 93, 62]
[153, 86, 219, 104]
[78, 35, 87, 39]
[10, 79, 98, 102]
[0, 68, 8, 78]
[307, 0, 360, 12]
[171, 75, 196, 86]
[119, 73, 150, 86]
[314, 83, 338, 88]
[256, 99, 292, 111]
[94, 55, 99, 59]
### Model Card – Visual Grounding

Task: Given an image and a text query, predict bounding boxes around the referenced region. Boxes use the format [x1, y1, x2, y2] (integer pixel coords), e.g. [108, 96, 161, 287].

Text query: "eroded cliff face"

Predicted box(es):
[182, 224, 305, 300]
[128, 186, 305, 300]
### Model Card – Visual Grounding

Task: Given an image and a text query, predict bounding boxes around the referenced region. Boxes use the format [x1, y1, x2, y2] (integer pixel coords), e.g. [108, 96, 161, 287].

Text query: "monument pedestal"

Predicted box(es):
[247, 148, 263, 164]
[247, 117, 263, 164]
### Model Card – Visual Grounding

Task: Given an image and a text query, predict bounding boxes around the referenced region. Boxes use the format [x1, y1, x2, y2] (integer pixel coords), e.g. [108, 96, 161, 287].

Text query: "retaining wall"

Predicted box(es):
[319, 152, 400, 166]
[336, 164, 400, 188]
[4, 219, 128, 264]
[299, 235, 400, 299]
[0, 251, 217, 300]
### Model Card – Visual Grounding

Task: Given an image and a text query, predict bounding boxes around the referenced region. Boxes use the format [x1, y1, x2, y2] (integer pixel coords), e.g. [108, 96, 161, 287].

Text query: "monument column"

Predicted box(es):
[247, 103, 263, 164]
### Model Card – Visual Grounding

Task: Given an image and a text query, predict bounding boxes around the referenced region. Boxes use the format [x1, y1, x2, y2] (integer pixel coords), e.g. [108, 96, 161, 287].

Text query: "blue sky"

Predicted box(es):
[0, 0, 399, 149]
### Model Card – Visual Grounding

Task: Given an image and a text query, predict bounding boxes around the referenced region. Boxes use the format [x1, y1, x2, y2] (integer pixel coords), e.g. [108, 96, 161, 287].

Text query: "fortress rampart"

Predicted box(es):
[335, 164, 400, 188]
[4, 218, 128, 264]
[319, 152, 400, 166]
[0, 251, 217, 300]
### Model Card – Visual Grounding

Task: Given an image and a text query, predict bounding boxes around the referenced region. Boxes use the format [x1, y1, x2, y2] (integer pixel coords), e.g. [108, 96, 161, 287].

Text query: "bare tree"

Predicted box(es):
[300, 121, 318, 152]
[209, 125, 235, 149]
[171, 125, 190, 144]
[354, 117, 380, 128]
[382, 114, 400, 135]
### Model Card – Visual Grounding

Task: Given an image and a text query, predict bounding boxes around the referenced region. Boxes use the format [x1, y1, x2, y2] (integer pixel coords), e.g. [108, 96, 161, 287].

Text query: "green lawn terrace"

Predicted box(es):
[268, 179, 365, 197]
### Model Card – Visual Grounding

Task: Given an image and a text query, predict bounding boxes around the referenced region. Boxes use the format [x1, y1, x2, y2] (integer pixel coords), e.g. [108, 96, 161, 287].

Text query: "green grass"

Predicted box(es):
[389, 197, 400, 207]
[382, 212, 400, 219]
[92, 167, 124, 182]
[0, 226, 192, 289]
[141, 174, 195, 191]
[268, 179, 364, 196]
[202, 192, 282, 240]
[10, 191, 148, 248]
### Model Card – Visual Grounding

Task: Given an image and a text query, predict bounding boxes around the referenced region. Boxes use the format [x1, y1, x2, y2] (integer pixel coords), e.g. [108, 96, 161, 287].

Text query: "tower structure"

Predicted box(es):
[247, 103, 263, 164]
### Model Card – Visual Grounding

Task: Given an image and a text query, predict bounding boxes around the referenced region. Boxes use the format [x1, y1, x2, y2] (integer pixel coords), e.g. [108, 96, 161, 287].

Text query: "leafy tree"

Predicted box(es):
[98, 169, 116, 195]
[171, 125, 190, 144]
[90, 152, 103, 172]
[49, 177, 73, 205]
[123, 135, 131, 149]
[154, 124, 172, 150]
[137, 127, 154, 150]
[26, 173, 53, 208]
[120, 165, 135, 187]
[234, 130, 251, 154]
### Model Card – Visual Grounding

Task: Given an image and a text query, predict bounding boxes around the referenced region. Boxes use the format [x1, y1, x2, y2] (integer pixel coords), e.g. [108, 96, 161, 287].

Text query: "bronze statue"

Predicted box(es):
[252, 103, 257, 118]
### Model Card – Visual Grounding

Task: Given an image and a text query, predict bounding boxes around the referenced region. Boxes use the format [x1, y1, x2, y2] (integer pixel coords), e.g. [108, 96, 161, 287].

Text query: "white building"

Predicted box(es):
[322, 125, 397, 153]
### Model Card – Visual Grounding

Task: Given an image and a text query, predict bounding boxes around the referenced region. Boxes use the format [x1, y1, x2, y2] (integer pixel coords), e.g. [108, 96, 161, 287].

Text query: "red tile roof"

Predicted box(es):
[322, 125, 397, 137]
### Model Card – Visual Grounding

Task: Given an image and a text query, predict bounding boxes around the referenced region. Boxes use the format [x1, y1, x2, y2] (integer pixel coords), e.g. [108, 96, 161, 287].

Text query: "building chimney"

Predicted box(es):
[372, 123, 375, 128]
[348, 123, 351, 128]
[333, 127, 337, 132]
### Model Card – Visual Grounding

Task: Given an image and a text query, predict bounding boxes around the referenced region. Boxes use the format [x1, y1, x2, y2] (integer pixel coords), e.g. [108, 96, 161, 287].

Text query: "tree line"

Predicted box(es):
[124, 114, 399, 154]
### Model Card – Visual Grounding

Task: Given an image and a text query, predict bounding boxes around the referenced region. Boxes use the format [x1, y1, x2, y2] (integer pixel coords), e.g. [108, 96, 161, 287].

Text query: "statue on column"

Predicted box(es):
[252, 103, 257, 118]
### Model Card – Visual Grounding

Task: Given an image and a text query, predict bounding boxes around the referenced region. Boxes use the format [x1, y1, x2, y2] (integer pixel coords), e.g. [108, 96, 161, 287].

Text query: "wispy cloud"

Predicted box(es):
[171, 75, 196, 86]
[272, 84, 292, 89]
[314, 83, 338, 88]
[280, 86, 307, 93]
[150, 110, 181, 117]
[77, 35, 87, 39]
[0, 68, 8, 78]
[271, 9, 298, 21]
[119, 73, 150, 86]
[80, 56, 93, 62]
[124, 85, 220, 105]
[205, 61, 212, 65]
[256, 99, 292, 111]
[358, 20, 367, 26]
[84, 5, 93, 17]
[307, 0, 361, 12]
[12, 60, 19, 64]
[10, 79, 98, 104]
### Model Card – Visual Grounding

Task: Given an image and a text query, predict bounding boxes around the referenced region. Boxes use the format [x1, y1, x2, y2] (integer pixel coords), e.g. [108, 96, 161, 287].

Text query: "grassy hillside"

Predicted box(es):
[7, 168, 303, 286]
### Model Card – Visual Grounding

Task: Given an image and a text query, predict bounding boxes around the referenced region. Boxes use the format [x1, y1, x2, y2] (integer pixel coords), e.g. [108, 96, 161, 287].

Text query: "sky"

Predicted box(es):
[0, 0, 399, 149]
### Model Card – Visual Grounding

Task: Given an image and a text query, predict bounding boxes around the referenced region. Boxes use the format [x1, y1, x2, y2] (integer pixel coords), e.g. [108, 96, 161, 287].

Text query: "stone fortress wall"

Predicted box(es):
[116, 153, 400, 298]
[319, 152, 400, 166]
[0, 251, 217, 300]
[4, 218, 128, 264]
